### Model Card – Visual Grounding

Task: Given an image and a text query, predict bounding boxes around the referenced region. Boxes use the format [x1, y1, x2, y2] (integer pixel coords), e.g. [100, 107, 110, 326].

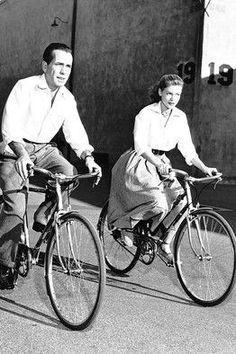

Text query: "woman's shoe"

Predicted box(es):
[121, 233, 133, 247]
[156, 242, 174, 267]
[112, 229, 133, 247]
[32, 221, 46, 233]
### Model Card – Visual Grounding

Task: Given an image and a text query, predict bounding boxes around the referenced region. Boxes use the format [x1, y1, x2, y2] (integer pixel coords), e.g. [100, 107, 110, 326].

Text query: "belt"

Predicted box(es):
[152, 149, 166, 156]
[23, 139, 47, 144]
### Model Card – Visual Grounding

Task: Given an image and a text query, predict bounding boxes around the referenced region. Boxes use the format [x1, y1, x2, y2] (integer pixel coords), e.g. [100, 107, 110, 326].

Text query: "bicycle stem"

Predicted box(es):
[55, 178, 63, 211]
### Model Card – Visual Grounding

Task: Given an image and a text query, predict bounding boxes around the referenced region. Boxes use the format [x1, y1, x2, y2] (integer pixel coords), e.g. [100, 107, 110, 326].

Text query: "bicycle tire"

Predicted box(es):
[174, 209, 236, 306]
[98, 201, 141, 274]
[45, 211, 106, 330]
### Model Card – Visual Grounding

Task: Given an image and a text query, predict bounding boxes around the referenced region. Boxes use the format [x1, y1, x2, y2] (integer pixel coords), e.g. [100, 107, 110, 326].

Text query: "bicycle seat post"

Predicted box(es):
[184, 177, 194, 211]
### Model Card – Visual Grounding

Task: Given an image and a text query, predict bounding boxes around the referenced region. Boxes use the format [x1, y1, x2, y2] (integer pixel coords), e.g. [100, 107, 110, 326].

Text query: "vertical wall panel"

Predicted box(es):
[0, 0, 73, 123]
[195, 0, 236, 177]
[72, 0, 201, 163]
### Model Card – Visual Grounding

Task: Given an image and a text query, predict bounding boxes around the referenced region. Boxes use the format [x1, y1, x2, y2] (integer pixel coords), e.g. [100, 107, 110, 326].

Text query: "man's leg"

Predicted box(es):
[32, 144, 76, 228]
[0, 159, 26, 269]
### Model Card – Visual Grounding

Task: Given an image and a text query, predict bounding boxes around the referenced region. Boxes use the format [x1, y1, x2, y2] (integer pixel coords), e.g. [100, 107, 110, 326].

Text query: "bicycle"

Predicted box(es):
[97, 168, 236, 307]
[0, 166, 106, 330]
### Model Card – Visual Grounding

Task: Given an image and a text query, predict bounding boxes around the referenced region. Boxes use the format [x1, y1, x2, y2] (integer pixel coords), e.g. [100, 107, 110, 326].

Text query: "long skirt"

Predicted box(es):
[107, 149, 184, 229]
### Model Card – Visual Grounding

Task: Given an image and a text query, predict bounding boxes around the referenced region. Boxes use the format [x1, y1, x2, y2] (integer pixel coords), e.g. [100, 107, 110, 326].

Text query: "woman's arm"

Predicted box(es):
[191, 155, 218, 176]
[141, 151, 170, 175]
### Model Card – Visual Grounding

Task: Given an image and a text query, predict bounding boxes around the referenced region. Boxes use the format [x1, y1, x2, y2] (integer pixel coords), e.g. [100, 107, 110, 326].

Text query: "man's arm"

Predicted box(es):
[9, 141, 34, 180]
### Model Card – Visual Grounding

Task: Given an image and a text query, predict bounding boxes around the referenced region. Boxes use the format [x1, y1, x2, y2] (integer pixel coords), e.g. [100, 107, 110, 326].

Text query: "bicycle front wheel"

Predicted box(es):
[98, 201, 141, 274]
[174, 209, 236, 306]
[45, 211, 106, 330]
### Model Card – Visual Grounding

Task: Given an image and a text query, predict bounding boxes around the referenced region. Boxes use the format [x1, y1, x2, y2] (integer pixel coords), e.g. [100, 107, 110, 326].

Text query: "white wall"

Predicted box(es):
[195, 0, 236, 178]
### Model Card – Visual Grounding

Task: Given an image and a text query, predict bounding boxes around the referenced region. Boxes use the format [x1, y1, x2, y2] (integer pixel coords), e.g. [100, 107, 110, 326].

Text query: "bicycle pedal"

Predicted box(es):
[140, 240, 155, 265]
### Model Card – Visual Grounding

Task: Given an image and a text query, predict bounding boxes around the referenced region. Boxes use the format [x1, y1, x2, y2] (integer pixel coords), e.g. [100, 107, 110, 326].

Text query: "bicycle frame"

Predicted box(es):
[29, 169, 99, 271]
[19, 171, 94, 269]
[144, 169, 222, 253]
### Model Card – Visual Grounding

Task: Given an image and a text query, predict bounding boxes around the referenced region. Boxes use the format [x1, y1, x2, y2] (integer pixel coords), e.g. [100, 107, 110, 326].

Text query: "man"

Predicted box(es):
[0, 42, 101, 289]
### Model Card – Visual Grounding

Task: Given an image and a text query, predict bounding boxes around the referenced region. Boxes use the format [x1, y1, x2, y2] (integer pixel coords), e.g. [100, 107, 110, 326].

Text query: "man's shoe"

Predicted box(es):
[156, 242, 174, 267]
[0, 266, 15, 290]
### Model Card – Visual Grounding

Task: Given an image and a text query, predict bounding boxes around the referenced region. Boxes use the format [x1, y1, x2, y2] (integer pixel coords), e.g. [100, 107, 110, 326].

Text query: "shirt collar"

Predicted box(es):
[36, 74, 67, 96]
[37, 74, 50, 90]
[150, 101, 179, 117]
[150, 102, 162, 113]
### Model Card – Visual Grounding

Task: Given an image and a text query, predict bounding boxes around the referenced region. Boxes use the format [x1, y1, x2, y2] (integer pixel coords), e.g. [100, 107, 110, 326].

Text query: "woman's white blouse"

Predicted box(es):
[133, 102, 198, 165]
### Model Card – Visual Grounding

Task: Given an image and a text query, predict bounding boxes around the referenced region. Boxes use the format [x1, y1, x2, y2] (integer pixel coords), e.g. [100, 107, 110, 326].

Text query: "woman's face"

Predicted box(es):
[158, 84, 182, 110]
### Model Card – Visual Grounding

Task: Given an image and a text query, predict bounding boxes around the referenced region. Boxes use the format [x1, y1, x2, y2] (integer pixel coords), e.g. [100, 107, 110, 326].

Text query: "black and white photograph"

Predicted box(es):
[0, 0, 235, 352]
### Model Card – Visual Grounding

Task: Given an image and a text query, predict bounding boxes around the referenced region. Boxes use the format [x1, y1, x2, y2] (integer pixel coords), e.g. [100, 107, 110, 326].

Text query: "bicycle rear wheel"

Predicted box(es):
[174, 209, 236, 306]
[98, 201, 141, 274]
[45, 211, 106, 330]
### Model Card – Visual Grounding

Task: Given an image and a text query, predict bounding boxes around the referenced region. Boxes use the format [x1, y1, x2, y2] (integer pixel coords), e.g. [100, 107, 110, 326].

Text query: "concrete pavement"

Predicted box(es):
[0, 166, 236, 353]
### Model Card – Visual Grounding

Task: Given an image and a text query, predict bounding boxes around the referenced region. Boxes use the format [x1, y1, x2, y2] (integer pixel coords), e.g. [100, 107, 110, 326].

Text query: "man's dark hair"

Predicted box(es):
[43, 43, 72, 64]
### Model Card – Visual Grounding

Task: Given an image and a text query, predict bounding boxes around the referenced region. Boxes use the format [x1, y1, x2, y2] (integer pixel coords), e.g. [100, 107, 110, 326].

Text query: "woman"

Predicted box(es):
[107, 74, 217, 266]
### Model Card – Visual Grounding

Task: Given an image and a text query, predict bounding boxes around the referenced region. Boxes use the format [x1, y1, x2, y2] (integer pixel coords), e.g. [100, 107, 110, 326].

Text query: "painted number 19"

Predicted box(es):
[177, 61, 233, 86]
[208, 62, 233, 86]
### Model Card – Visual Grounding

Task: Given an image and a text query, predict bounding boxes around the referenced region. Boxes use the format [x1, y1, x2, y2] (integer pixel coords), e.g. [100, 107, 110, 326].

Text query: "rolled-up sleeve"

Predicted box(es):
[177, 115, 198, 165]
[1, 80, 26, 146]
[133, 109, 152, 155]
[62, 98, 94, 158]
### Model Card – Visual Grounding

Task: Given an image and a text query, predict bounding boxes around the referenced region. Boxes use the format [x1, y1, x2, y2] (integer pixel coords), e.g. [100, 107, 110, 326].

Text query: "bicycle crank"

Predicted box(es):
[140, 239, 156, 265]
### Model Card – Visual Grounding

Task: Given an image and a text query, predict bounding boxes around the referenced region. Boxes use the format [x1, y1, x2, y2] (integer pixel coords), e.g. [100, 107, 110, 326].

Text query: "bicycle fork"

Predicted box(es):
[54, 180, 82, 274]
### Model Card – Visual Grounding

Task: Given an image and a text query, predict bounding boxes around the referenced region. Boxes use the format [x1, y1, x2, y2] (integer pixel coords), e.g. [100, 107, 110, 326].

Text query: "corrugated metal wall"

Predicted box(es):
[1, 1, 234, 178]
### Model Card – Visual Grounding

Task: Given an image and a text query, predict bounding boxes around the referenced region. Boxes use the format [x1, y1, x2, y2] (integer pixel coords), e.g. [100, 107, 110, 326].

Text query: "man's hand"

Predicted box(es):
[15, 154, 34, 180]
[85, 156, 102, 179]
[8, 141, 34, 180]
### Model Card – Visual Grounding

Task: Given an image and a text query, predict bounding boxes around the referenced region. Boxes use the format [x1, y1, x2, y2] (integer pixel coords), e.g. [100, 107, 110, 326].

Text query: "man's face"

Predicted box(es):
[43, 49, 73, 90]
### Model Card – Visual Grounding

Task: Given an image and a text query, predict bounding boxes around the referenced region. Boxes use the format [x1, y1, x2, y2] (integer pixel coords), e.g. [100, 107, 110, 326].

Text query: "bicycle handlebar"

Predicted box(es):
[171, 168, 222, 184]
[32, 166, 100, 184]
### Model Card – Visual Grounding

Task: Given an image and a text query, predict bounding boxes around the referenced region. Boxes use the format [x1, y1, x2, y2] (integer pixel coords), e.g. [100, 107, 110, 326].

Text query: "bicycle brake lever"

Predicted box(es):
[213, 177, 222, 190]
[93, 176, 101, 188]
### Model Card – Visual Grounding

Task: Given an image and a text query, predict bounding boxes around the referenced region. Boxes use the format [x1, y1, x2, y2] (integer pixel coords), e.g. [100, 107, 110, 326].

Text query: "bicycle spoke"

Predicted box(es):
[98, 201, 141, 274]
[45, 212, 105, 330]
[175, 210, 236, 306]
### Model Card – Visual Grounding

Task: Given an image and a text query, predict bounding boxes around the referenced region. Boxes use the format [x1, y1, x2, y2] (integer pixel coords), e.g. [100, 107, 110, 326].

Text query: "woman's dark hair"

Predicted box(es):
[148, 74, 184, 103]
[43, 43, 72, 64]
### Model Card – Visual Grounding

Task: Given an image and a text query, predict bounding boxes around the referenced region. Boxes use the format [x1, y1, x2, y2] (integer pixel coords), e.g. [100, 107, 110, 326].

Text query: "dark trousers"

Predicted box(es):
[0, 142, 76, 268]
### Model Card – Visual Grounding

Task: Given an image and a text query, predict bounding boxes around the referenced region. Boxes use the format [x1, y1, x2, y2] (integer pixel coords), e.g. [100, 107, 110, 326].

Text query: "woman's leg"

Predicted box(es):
[156, 178, 185, 266]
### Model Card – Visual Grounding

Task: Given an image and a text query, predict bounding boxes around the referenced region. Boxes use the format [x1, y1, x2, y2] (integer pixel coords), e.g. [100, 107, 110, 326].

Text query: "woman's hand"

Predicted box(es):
[157, 162, 171, 176]
[204, 166, 218, 176]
